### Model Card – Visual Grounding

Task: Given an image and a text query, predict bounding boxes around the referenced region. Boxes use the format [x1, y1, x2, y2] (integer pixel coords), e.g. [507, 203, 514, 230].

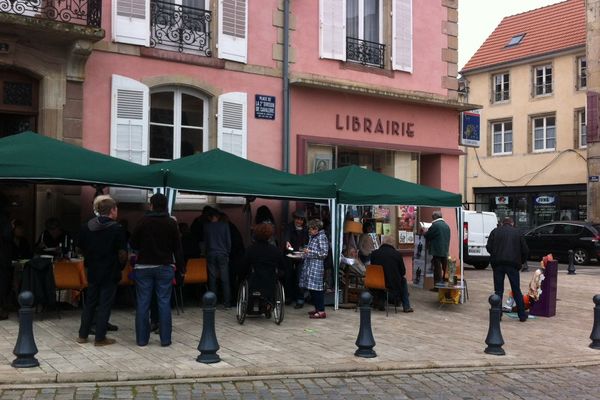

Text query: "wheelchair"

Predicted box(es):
[236, 278, 285, 325]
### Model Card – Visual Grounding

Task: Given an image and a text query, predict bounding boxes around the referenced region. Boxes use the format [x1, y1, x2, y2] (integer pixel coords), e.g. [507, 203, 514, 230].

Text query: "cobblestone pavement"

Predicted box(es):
[1, 364, 600, 399]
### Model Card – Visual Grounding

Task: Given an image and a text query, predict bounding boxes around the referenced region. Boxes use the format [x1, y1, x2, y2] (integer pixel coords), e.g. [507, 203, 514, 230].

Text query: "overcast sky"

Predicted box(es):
[458, 0, 565, 70]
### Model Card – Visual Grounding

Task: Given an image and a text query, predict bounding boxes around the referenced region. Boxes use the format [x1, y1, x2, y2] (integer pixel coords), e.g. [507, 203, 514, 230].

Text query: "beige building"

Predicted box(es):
[459, 0, 588, 229]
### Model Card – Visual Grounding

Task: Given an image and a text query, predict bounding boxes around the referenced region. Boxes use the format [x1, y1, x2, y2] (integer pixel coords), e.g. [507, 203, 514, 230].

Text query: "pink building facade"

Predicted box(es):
[0, 0, 470, 270]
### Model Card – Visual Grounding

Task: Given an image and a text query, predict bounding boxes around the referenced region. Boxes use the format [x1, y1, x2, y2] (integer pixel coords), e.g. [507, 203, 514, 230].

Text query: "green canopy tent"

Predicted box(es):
[308, 165, 464, 309]
[0, 131, 162, 188]
[146, 149, 336, 201]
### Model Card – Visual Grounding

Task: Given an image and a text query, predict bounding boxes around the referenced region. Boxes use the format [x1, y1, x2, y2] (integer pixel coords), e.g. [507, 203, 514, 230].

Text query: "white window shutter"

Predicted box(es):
[218, 0, 248, 63]
[217, 92, 247, 204]
[110, 74, 150, 203]
[112, 0, 150, 46]
[319, 0, 346, 61]
[392, 0, 413, 72]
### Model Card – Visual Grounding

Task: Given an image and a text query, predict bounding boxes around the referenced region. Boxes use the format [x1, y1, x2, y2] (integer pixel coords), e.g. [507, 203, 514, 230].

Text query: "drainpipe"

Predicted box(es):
[282, 0, 290, 223]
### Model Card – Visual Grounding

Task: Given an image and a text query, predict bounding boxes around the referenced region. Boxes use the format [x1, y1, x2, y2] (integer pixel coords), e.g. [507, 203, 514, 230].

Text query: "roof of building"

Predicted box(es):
[461, 0, 585, 74]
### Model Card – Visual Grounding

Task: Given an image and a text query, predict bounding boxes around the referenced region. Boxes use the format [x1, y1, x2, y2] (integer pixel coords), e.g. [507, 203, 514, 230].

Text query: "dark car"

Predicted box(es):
[524, 221, 600, 265]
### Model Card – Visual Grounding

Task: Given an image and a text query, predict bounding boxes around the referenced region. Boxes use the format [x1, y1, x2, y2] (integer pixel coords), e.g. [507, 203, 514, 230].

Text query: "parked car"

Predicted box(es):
[463, 210, 498, 269]
[523, 221, 600, 265]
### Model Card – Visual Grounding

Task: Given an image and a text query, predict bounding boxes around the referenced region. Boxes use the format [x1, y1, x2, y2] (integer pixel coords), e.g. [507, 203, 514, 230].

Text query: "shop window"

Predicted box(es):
[533, 64, 552, 96]
[577, 108, 586, 148]
[576, 56, 587, 90]
[532, 115, 556, 152]
[491, 73, 509, 103]
[491, 120, 512, 155]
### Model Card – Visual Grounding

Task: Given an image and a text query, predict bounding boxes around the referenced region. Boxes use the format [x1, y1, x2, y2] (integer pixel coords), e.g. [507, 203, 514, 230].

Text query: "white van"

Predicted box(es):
[462, 210, 498, 269]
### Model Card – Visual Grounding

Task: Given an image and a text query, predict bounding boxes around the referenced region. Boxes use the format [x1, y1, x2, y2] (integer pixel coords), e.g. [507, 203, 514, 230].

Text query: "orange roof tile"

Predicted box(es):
[461, 0, 585, 74]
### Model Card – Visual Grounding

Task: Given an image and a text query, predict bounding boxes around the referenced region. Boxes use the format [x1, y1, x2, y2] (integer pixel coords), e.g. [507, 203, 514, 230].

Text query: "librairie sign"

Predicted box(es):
[335, 114, 415, 137]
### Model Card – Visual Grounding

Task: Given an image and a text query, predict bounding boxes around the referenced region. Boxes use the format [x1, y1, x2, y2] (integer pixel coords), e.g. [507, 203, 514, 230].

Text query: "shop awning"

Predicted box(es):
[309, 165, 462, 207]
[0, 131, 162, 189]
[146, 149, 336, 200]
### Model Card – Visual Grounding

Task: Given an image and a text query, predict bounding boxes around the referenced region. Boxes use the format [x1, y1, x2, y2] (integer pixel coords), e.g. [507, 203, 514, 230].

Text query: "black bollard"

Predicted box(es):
[590, 295, 600, 350]
[567, 250, 576, 275]
[355, 291, 376, 358]
[197, 291, 221, 363]
[484, 294, 505, 356]
[12, 291, 39, 368]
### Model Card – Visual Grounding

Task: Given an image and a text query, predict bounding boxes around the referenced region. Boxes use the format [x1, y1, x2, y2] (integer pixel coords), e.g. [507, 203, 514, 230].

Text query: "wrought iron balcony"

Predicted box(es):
[0, 0, 101, 28]
[346, 37, 385, 69]
[150, 0, 211, 56]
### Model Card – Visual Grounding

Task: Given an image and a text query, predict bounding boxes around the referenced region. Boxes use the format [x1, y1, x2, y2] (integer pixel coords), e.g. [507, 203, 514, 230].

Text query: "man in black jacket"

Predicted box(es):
[77, 195, 127, 346]
[370, 236, 413, 312]
[486, 217, 529, 322]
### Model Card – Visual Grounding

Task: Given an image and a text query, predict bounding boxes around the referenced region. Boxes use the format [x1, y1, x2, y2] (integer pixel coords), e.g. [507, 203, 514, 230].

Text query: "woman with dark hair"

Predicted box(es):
[254, 205, 277, 246]
[242, 223, 284, 315]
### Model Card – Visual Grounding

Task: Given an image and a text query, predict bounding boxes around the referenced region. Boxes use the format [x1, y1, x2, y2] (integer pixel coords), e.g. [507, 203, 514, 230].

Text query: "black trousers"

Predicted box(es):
[493, 264, 526, 319]
[431, 256, 447, 283]
[284, 259, 302, 304]
[79, 281, 117, 341]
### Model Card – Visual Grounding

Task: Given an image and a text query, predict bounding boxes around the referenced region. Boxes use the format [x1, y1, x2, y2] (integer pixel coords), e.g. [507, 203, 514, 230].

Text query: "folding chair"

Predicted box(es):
[176, 258, 208, 311]
[364, 264, 396, 317]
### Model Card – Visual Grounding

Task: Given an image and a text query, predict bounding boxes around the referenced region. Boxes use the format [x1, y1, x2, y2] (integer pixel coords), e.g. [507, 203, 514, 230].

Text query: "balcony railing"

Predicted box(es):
[150, 0, 211, 56]
[0, 0, 102, 28]
[346, 37, 385, 69]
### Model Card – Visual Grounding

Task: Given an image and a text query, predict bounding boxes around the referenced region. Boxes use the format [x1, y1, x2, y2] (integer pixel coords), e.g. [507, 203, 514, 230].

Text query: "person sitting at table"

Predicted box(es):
[35, 217, 71, 257]
[11, 219, 32, 260]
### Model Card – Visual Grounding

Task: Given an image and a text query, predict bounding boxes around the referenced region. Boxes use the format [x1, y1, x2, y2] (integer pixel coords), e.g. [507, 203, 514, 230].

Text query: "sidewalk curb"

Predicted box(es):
[2, 356, 600, 388]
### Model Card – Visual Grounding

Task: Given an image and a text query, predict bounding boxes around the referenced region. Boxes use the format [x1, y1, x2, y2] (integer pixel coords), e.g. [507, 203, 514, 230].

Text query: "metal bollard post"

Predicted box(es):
[590, 295, 600, 350]
[484, 294, 505, 356]
[355, 291, 376, 358]
[12, 291, 39, 368]
[196, 291, 221, 363]
[567, 250, 576, 275]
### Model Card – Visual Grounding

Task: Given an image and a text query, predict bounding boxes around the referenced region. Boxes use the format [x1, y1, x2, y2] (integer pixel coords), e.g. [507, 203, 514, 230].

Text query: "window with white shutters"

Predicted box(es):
[110, 75, 150, 202]
[112, 0, 151, 46]
[319, 0, 346, 61]
[218, 0, 248, 63]
[217, 92, 247, 204]
[392, 0, 412, 72]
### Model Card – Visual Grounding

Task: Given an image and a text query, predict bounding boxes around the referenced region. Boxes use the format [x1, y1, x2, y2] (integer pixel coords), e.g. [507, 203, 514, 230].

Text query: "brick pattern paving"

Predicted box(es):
[1, 365, 600, 399]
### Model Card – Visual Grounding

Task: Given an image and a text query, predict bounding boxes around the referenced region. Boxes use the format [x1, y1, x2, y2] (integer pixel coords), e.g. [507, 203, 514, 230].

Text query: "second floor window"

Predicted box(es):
[578, 109, 587, 148]
[534, 64, 552, 96]
[532, 115, 556, 152]
[492, 120, 512, 155]
[577, 56, 587, 90]
[492, 73, 509, 103]
[346, 0, 384, 68]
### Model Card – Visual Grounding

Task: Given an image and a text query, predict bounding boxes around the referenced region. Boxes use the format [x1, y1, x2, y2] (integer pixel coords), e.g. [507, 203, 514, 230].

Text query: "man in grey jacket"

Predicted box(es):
[486, 217, 529, 322]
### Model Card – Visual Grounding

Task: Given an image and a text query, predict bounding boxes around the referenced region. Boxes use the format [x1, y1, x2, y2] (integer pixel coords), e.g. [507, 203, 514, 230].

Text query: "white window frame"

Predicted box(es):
[532, 115, 556, 152]
[346, 0, 383, 44]
[577, 56, 587, 90]
[578, 108, 587, 149]
[491, 120, 513, 156]
[492, 72, 510, 103]
[217, 0, 248, 63]
[149, 86, 209, 163]
[533, 64, 553, 96]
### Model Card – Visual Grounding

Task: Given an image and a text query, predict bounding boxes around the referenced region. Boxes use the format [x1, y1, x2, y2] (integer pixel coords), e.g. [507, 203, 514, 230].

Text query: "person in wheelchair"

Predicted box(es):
[241, 222, 284, 318]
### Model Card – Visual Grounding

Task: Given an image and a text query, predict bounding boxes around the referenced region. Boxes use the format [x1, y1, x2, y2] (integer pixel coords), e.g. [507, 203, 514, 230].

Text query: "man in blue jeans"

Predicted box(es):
[204, 209, 231, 309]
[130, 194, 184, 346]
[486, 216, 529, 322]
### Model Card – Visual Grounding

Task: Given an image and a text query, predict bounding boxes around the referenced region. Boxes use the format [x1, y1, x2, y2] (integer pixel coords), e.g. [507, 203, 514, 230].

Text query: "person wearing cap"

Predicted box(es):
[282, 209, 308, 308]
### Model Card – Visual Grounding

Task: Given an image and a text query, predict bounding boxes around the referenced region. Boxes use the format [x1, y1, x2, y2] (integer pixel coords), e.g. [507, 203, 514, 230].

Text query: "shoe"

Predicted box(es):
[107, 322, 119, 331]
[160, 342, 171, 347]
[76, 337, 88, 344]
[94, 338, 116, 347]
[294, 303, 304, 309]
[519, 313, 529, 322]
[309, 311, 326, 319]
[307, 310, 318, 316]
[403, 308, 414, 313]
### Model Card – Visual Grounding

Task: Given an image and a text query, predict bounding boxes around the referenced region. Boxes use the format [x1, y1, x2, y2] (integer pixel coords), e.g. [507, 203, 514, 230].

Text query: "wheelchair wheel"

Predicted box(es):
[273, 280, 285, 325]
[236, 280, 249, 324]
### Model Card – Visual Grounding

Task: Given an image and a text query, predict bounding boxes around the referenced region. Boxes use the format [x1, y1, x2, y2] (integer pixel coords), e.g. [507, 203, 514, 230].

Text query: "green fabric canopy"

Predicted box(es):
[146, 149, 335, 200]
[309, 165, 462, 207]
[0, 131, 162, 189]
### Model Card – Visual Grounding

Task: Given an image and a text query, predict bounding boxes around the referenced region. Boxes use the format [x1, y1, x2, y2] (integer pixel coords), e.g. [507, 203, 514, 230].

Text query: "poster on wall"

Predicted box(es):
[460, 111, 481, 147]
[412, 234, 432, 288]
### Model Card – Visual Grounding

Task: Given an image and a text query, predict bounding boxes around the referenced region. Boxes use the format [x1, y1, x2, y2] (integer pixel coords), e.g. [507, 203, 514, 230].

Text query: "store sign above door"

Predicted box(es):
[460, 111, 480, 147]
[335, 114, 414, 137]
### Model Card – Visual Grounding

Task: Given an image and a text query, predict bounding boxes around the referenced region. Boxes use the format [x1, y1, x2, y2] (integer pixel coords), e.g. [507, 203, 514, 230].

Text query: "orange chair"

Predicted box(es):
[176, 258, 208, 310]
[364, 264, 396, 316]
[53, 260, 87, 318]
